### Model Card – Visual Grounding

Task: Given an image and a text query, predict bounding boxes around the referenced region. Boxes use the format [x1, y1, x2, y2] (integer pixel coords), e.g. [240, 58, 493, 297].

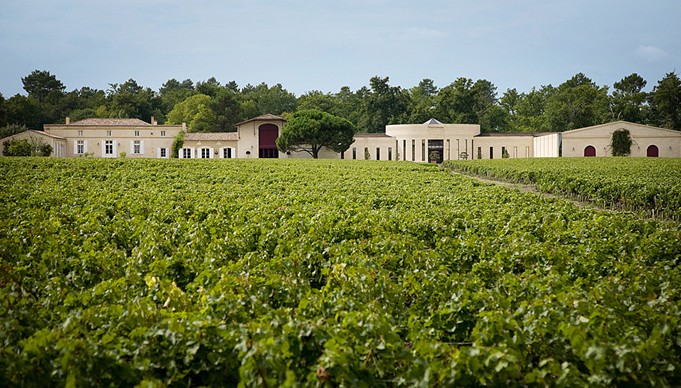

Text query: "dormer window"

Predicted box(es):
[134, 130, 140, 136]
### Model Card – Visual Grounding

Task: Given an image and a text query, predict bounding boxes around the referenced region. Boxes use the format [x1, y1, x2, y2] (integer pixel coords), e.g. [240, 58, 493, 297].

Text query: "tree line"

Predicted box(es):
[1, 69, 680, 138]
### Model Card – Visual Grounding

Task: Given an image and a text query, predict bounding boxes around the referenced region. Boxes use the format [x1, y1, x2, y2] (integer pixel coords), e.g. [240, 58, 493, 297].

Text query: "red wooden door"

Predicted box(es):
[646, 145, 659, 157]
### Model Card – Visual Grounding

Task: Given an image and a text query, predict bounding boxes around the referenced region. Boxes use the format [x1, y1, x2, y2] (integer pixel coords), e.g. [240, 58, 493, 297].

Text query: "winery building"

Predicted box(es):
[2, 115, 680, 160]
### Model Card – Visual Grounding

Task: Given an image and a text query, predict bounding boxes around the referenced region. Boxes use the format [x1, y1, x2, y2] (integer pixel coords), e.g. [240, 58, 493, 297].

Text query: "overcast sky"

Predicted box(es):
[1, 0, 679, 98]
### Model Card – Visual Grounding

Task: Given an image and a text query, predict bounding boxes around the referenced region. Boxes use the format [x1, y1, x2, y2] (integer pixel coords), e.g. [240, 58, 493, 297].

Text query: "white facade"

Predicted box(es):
[533, 133, 562, 157]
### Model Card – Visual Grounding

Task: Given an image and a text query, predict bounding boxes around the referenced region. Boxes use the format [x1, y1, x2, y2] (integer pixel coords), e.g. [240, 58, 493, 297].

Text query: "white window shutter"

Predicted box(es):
[140, 141, 144, 155]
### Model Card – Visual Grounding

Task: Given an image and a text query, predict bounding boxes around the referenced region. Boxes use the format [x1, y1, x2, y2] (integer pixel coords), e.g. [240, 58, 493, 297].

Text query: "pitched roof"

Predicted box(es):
[561, 120, 681, 136]
[183, 132, 239, 141]
[71, 118, 151, 126]
[0, 130, 67, 142]
[423, 118, 443, 125]
[234, 114, 286, 126]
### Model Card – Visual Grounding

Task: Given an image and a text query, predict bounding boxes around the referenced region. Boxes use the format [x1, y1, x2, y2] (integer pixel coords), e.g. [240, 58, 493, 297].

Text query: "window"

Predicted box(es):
[222, 148, 232, 158]
[134, 130, 140, 137]
[376, 147, 380, 160]
[388, 147, 392, 161]
[352, 147, 356, 160]
[76, 140, 84, 154]
[104, 140, 114, 156]
[200, 148, 211, 158]
[133, 140, 141, 154]
[106, 130, 112, 137]
[182, 148, 192, 158]
[411, 140, 415, 161]
[77, 130, 83, 137]
[422, 140, 426, 161]
[161, 130, 166, 137]
[160, 148, 167, 158]
[403, 140, 407, 161]
[490, 147, 494, 159]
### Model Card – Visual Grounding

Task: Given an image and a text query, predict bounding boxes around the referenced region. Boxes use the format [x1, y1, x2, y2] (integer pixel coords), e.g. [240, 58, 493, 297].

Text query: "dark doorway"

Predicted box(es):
[428, 139, 444, 163]
[647, 145, 659, 157]
[584, 145, 596, 157]
[258, 124, 279, 158]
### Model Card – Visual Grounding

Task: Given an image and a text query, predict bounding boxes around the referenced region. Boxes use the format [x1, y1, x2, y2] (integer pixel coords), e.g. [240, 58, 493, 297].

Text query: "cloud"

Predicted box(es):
[635, 45, 669, 61]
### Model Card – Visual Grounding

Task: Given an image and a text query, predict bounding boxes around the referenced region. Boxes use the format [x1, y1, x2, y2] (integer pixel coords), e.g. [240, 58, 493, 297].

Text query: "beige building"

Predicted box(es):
[180, 132, 238, 159]
[0, 129, 67, 157]
[3, 116, 679, 160]
[232, 114, 286, 158]
[562, 121, 681, 157]
[42, 118, 184, 158]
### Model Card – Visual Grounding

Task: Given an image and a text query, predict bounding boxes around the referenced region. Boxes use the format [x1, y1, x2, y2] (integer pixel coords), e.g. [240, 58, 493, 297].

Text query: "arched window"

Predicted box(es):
[646, 145, 659, 157]
[584, 145, 596, 157]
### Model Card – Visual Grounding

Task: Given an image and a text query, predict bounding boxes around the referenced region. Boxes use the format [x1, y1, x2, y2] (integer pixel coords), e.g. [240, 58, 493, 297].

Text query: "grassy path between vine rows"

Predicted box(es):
[447, 170, 606, 212]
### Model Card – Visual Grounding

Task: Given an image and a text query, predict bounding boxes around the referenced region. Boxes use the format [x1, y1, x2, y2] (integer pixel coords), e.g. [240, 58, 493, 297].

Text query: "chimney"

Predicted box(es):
[151, 116, 157, 125]
[65, 116, 70, 125]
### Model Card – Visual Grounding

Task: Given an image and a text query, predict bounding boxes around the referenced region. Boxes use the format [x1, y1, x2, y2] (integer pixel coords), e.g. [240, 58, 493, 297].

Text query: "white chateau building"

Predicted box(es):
[2, 115, 680, 159]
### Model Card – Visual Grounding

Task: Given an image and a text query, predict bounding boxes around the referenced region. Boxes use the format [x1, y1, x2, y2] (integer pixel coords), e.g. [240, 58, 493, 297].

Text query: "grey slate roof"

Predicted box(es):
[423, 118, 443, 125]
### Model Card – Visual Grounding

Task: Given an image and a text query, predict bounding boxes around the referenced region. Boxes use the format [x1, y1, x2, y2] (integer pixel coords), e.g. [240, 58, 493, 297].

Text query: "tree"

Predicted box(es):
[298, 90, 335, 113]
[545, 73, 609, 131]
[435, 77, 476, 124]
[365, 76, 410, 132]
[610, 128, 632, 156]
[166, 94, 216, 132]
[514, 86, 554, 132]
[649, 72, 681, 130]
[22, 70, 65, 102]
[5, 95, 43, 129]
[610, 73, 648, 123]
[159, 79, 196, 114]
[2, 137, 52, 156]
[407, 79, 438, 123]
[276, 109, 355, 158]
[211, 90, 244, 132]
[108, 79, 162, 121]
[0, 124, 28, 139]
[500, 88, 522, 130]
[331, 86, 366, 128]
[241, 82, 297, 116]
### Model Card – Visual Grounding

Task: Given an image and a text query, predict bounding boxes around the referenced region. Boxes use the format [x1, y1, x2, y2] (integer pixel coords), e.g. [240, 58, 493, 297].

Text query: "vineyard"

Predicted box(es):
[1, 158, 680, 386]
[443, 157, 681, 220]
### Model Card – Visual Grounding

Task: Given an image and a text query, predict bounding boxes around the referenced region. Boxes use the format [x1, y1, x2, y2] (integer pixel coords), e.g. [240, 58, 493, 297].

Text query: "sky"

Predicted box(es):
[1, 0, 680, 98]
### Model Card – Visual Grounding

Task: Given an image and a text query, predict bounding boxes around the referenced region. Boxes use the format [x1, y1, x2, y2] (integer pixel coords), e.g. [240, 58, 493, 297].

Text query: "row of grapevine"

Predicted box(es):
[1, 158, 680, 386]
[443, 157, 681, 220]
